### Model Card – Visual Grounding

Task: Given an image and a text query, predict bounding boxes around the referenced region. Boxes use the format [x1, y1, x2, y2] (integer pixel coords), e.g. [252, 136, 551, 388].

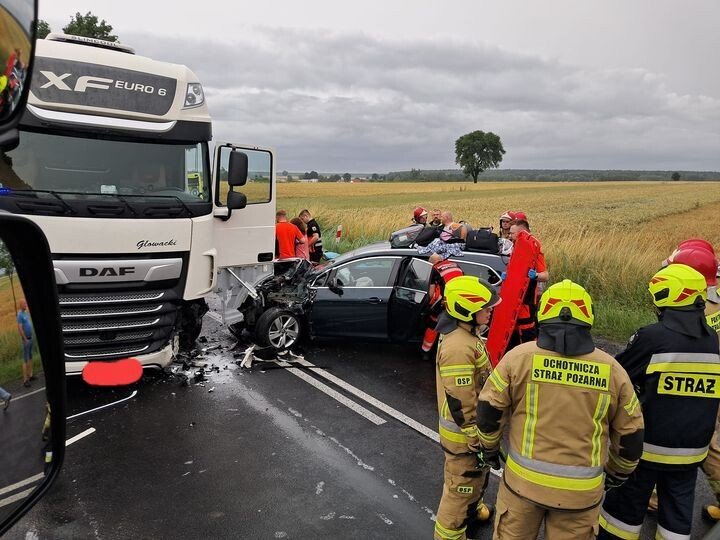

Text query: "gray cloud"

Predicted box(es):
[125, 29, 720, 172]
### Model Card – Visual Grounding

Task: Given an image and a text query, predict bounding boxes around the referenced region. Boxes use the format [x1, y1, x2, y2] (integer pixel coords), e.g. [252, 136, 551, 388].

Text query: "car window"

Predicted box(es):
[453, 260, 503, 285]
[399, 258, 432, 291]
[332, 257, 397, 287]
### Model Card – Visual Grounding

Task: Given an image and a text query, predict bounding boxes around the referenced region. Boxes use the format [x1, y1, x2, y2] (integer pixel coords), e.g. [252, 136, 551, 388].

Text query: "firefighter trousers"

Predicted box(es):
[434, 452, 489, 540]
[493, 479, 599, 540]
[703, 418, 720, 500]
[598, 462, 697, 539]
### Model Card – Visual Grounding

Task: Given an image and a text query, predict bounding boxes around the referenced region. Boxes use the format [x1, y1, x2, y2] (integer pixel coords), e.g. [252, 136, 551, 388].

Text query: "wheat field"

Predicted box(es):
[277, 181, 720, 340]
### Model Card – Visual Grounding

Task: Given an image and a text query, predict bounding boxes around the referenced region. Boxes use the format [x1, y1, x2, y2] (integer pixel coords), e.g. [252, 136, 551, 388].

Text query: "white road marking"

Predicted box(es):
[66, 427, 96, 447]
[292, 358, 438, 441]
[291, 357, 504, 478]
[0, 473, 44, 497]
[0, 487, 35, 509]
[67, 390, 138, 420]
[277, 361, 386, 426]
[12, 387, 46, 401]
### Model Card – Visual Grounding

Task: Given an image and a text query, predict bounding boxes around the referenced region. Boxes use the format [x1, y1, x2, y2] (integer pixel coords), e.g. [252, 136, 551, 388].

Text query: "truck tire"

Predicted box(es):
[254, 307, 301, 351]
[179, 299, 209, 351]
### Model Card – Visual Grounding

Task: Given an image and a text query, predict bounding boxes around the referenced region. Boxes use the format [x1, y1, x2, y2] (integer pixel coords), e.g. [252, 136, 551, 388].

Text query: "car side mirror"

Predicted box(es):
[0, 214, 66, 535]
[328, 277, 343, 296]
[0, 0, 37, 146]
[228, 150, 248, 187]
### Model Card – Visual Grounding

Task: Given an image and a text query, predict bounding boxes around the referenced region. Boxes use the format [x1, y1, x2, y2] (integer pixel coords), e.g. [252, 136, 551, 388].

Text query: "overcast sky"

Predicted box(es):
[40, 1, 720, 172]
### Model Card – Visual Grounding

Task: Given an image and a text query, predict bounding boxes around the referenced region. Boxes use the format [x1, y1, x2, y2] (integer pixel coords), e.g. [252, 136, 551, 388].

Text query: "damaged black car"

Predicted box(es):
[233, 242, 507, 350]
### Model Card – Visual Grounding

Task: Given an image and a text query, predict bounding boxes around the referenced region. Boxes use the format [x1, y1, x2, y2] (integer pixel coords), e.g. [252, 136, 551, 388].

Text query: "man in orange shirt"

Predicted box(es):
[508, 219, 549, 345]
[275, 209, 305, 259]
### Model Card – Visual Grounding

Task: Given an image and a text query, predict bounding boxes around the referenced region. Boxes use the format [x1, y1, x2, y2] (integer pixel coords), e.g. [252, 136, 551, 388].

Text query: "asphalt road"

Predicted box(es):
[5, 312, 719, 539]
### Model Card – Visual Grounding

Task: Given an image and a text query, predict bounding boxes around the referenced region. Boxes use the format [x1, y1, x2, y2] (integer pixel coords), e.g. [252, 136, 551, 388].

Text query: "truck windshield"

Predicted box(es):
[1, 131, 210, 202]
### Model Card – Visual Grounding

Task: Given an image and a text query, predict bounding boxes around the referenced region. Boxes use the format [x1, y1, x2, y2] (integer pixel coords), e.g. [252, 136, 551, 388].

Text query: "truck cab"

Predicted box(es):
[0, 34, 275, 374]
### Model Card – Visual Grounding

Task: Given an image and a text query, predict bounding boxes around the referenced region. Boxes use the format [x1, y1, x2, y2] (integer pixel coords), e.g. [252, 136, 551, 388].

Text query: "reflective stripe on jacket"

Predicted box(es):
[436, 320, 491, 455]
[477, 341, 644, 510]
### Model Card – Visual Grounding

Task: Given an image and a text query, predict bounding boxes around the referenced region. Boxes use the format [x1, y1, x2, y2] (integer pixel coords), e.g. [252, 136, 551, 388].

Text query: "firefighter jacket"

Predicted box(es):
[476, 341, 644, 511]
[707, 301, 720, 334]
[616, 307, 720, 470]
[435, 313, 492, 455]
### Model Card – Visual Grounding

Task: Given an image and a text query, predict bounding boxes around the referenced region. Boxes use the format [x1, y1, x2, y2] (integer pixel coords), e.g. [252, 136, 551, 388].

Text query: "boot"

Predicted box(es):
[465, 503, 494, 538]
[703, 503, 720, 522]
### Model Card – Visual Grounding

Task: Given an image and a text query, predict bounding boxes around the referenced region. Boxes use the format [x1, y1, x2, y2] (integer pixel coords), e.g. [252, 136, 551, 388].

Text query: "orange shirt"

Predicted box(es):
[276, 221, 304, 259]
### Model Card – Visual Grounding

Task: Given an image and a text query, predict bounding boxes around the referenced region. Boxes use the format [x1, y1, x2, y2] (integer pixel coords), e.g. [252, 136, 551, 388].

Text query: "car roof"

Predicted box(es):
[328, 241, 508, 270]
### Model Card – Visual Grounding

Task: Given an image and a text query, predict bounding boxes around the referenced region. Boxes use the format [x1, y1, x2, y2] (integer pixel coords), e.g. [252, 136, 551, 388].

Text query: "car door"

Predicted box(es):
[310, 256, 400, 339]
[388, 257, 433, 342]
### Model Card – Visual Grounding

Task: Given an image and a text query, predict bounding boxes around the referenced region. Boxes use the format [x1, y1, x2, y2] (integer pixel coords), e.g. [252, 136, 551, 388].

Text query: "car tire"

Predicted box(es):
[254, 308, 302, 351]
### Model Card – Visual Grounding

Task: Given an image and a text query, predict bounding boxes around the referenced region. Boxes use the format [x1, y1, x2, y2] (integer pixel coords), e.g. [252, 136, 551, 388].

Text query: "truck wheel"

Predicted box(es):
[179, 299, 209, 351]
[254, 308, 301, 350]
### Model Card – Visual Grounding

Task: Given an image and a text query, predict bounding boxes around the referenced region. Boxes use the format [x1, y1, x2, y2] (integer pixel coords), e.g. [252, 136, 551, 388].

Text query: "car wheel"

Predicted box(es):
[254, 307, 301, 350]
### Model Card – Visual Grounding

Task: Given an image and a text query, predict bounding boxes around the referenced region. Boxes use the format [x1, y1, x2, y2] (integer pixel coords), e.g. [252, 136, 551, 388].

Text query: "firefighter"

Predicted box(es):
[666, 246, 720, 521]
[498, 211, 514, 240]
[598, 264, 720, 539]
[421, 253, 464, 359]
[412, 206, 429, 225]
[475, 280, 644, 539]
[434, 276, 500, 540]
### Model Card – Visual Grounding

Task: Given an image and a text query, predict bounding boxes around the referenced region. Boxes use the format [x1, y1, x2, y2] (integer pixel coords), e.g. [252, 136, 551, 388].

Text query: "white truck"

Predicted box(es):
[0, 33, 276, 374]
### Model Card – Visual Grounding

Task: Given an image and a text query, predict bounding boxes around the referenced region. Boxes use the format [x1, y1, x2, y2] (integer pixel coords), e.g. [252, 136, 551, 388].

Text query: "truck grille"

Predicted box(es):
[59, 287, 180, 362]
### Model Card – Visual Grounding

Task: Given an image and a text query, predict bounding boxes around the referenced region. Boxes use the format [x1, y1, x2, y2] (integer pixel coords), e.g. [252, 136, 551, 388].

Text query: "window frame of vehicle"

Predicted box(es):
[308, 256, 402, 339]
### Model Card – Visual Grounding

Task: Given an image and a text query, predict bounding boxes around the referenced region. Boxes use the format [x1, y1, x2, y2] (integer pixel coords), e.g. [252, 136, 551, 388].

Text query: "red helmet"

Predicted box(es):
[677, 238, 715, 255]
[413, 207, 428, 220]
[513, 211, 528, 221]
[668, 248, 718, 287]
[499, 211, 513, 222]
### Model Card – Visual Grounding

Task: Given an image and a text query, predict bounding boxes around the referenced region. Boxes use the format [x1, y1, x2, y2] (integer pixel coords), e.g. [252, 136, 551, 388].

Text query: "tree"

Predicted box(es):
[329, 174, 341, 182]
[63, 12, 118, 42]
[342, 173, 351, 181]
[371, 173, 379, 181]
[455, 130, 505, 183]
[0, 242, 18, 314]
[281, 170, 289, 176]
[36, 20, 51, 39]
[672, 172, 681, 181]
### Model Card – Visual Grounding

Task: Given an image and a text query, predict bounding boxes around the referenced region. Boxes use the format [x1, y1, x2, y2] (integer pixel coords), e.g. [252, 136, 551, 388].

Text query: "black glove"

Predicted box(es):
[604, 472, 627, 491]
[476, 448, 501, 470]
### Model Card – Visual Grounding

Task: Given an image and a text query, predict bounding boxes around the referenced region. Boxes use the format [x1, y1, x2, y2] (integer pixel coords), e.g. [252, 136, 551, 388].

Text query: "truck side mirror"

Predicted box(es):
[0, 215, 66, 535]
[228, 150, 248, 187]
[0, 0, 38, 145]
[227, 190, 247, 210]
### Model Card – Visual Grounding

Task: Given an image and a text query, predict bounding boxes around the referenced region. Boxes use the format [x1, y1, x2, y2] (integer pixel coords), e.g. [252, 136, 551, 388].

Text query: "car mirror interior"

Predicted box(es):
[328, 277, 343, 296]
[0, 0, 35, 139]
[0, 216, 66, 535]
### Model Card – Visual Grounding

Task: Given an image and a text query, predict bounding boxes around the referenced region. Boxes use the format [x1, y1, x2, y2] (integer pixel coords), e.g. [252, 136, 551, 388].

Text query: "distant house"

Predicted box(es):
[299, 178, 319, 183]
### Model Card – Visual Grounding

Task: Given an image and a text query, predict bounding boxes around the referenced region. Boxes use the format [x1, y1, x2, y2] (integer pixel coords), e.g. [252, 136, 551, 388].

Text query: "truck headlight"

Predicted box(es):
[184, 83, 205, 108]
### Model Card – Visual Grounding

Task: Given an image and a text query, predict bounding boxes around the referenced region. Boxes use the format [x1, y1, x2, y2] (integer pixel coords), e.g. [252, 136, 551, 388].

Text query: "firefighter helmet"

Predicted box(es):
[677, 238, 715, 255]
[537, 280, 594, 327]
[413, 207, 428, 220]
[649, 264, 707, 308]
[499, 211, 513, 222]
[444, 276, 501, 322]
[667, 248, 718, 287]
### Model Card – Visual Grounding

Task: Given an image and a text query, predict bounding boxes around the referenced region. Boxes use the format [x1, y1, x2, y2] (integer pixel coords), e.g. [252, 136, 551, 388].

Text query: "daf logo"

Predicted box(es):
[79, 267, 136, 277]
[39, 71, 168, 96]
